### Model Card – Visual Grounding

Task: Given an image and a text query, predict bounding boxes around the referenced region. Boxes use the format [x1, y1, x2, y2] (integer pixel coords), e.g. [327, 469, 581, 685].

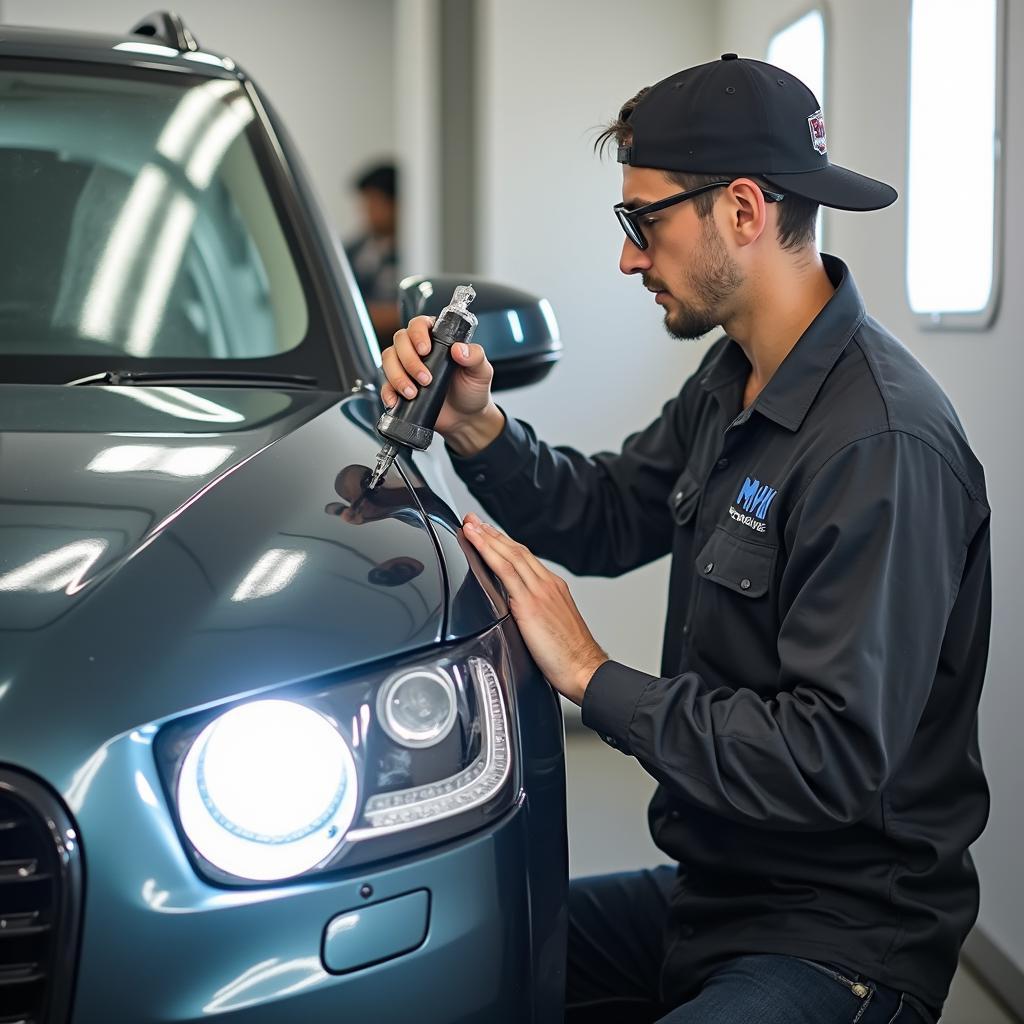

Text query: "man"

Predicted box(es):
[345, 161, 400, 348]
[381, 55, 991, 1023]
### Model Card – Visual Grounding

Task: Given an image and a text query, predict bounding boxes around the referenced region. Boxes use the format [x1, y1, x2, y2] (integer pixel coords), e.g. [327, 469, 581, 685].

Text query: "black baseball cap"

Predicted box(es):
[617, 54, 897, 212]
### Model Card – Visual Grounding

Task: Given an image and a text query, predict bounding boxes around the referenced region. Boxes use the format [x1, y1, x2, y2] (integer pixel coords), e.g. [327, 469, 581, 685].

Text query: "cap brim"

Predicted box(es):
[761, 163, 897, 211]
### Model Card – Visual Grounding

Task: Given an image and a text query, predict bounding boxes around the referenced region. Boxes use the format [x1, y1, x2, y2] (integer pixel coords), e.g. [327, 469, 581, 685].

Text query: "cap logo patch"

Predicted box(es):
[807, 109, 827, 155]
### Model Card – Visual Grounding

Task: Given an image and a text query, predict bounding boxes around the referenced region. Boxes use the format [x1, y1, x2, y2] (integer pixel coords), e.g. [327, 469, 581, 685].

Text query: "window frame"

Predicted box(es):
[766, 4, 830, 251]
[905, 0, 1006, 332]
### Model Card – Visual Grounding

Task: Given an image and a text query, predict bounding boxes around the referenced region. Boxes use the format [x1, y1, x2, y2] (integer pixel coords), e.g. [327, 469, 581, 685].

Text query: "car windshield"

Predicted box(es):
[0, 63, 330, 379]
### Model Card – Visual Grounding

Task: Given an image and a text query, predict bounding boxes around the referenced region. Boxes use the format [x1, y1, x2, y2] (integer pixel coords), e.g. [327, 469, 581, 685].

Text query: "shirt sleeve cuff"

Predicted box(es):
[445, 407, 533, 491]
[581, 660, 657, 753]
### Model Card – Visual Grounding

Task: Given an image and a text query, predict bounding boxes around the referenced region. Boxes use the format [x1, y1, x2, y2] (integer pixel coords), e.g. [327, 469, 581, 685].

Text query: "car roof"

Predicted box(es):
[0, 18, 238, 80]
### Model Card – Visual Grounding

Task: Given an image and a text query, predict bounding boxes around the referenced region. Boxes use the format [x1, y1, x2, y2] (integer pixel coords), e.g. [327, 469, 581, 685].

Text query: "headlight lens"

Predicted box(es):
[157, 622, 519, 884]
[176, 700, 358, 881]
[377, 667, 457, 748]
[349, 657, 510, 839]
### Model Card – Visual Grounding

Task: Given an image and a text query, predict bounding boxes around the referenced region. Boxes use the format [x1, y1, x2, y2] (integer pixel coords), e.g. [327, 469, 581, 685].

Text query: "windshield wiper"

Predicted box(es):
[65, 369, 319, 389]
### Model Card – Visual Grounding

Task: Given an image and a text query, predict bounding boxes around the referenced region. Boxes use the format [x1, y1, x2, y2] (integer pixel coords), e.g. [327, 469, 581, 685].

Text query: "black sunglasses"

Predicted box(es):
[613, 180, 786, 251]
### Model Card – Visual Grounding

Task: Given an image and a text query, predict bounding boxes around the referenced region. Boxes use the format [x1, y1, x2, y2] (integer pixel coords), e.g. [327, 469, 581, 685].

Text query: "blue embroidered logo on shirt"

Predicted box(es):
[730, 477, 777, 533]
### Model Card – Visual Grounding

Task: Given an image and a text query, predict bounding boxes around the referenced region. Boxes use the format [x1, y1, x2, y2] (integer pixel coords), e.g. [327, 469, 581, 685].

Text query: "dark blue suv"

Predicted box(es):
[0, 13, 567, 1023]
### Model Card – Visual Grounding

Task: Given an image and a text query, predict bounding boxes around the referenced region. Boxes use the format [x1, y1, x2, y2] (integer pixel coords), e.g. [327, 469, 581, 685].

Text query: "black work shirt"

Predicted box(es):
[449, 256, 991, 1018]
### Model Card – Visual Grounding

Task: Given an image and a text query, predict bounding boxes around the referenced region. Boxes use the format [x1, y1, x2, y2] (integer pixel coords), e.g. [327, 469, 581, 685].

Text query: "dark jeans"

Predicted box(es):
[566, 866, 926, 1024]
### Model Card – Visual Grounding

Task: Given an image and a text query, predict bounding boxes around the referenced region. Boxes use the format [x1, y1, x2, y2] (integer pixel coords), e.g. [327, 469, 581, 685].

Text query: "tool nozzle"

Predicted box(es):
[447, 284, 476, 314]
[368, 442, 399, 489]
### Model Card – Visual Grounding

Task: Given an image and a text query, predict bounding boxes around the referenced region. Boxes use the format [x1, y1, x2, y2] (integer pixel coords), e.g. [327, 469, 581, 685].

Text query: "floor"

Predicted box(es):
[563, 727, 1018, 1024]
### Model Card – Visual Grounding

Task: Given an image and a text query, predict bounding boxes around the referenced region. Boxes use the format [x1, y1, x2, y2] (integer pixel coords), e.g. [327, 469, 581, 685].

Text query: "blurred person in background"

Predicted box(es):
[345, 160, 400, 348]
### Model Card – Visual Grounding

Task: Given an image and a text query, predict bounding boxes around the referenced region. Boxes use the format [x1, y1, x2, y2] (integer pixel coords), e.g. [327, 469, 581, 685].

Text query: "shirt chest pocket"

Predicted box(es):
[667, 467, 702, 526]
[691, 528, 779, 680]
[694, 526, 776, 598]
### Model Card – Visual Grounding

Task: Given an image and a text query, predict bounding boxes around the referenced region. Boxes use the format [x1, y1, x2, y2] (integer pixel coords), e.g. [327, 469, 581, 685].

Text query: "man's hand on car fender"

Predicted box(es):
[462, 513, 608, 705]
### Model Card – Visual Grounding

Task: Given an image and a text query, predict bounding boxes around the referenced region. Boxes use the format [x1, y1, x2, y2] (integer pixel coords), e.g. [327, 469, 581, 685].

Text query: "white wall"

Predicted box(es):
[716, 0, 1024, 976]
[1, 0, 396, 240]
[454, 0, 718, 680]
[394, 0, 441, 279]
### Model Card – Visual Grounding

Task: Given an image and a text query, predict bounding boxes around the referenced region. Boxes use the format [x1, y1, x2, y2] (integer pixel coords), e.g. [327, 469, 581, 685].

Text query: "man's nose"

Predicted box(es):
[619, 236, 651, 276]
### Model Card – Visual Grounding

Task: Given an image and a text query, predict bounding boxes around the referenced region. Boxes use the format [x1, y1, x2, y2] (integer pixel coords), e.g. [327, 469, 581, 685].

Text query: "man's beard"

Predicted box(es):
[646, 218, 743, 340]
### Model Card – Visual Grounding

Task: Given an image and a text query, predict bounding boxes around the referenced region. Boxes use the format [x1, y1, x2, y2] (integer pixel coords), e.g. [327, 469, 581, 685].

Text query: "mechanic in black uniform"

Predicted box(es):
[381, 56, 991, 1024]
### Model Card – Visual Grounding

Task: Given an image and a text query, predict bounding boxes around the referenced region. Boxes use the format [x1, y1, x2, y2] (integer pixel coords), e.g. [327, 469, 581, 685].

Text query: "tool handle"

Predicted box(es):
[389, 334, 456, 434]
[375, 284, 476, 453]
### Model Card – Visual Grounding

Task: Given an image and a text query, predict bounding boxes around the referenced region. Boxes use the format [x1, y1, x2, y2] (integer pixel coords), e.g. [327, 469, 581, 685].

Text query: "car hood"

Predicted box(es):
[0, 383, 500, 784]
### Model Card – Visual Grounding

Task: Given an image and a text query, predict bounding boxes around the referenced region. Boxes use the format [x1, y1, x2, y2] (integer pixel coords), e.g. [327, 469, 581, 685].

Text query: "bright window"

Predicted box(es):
[906, 0, 1002, 324]
[767, 10, 826, 246]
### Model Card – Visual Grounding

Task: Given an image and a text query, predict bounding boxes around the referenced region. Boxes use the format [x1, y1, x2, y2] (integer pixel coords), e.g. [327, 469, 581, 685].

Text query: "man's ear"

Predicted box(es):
[724, 178, 770, 247]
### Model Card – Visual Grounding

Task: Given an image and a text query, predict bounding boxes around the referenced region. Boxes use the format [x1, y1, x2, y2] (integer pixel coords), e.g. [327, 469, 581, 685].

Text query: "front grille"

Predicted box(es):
[0, 771, 82, 1024]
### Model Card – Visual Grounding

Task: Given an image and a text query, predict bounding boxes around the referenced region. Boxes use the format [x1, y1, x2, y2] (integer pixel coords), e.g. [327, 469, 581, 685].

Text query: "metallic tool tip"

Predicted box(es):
[368, 443, 398, 489]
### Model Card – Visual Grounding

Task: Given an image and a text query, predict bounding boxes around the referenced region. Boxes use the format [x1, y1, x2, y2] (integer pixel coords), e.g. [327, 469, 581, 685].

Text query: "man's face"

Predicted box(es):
[360, 188, 396, 238]
[618, 166, 743, 340]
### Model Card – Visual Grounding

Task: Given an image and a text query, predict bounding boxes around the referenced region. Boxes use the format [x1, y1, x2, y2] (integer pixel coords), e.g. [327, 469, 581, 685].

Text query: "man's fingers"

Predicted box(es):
[464, 523, 527, 597]
[451, 342, 492, 382]
[381, 345, 420, 401]
[392, 329, 432, 388]
[476, 524, 546, 584]
[407, 315, 435, 356]
[464, 517, 547, 588]
[466, 516, 546, 580]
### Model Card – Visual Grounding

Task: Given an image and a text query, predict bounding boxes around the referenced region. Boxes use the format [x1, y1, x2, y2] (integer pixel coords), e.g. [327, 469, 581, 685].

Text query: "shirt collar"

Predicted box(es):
[698, 254, 867, 432]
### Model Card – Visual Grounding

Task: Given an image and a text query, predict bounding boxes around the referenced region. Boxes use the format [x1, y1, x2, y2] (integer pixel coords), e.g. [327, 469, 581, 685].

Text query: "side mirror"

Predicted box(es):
[398, 274, 561, 391]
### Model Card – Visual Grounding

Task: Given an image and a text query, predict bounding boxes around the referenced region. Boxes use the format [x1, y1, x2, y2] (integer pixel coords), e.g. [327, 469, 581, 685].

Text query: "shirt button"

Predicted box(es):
[674, 491, 684, 504]
[740, 578, 751, 590]
[716, 458, 729, 470]
[472, 472, 486, 484]
[703, 562, 714, 574]
[669, 809, 682, 820]
[682, 623, 690, 635]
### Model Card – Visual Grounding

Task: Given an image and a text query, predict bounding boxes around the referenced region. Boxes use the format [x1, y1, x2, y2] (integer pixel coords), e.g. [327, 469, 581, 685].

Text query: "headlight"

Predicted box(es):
[350, 657, 510, 838]
[156, 621, 518, 884]
[176, 700, 358, 881]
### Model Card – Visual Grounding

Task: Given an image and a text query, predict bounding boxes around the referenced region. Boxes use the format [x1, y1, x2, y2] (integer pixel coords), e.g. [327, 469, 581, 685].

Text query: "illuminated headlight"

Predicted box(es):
[176, 700, 358, 881]
[377, 668, 457, 748]
[157, 622, 520, 884]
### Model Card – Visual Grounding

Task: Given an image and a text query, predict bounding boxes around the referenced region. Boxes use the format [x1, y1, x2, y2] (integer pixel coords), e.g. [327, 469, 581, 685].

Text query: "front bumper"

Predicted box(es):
[72, 799, 552, 1023]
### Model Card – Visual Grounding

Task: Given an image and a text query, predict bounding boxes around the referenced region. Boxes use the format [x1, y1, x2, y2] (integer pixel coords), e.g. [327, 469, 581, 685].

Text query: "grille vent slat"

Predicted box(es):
[0, 863, 45, 884]
[0, 776, 82, 1024]
[0, 966, 43, 988]
[0, 913, 47, 938]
